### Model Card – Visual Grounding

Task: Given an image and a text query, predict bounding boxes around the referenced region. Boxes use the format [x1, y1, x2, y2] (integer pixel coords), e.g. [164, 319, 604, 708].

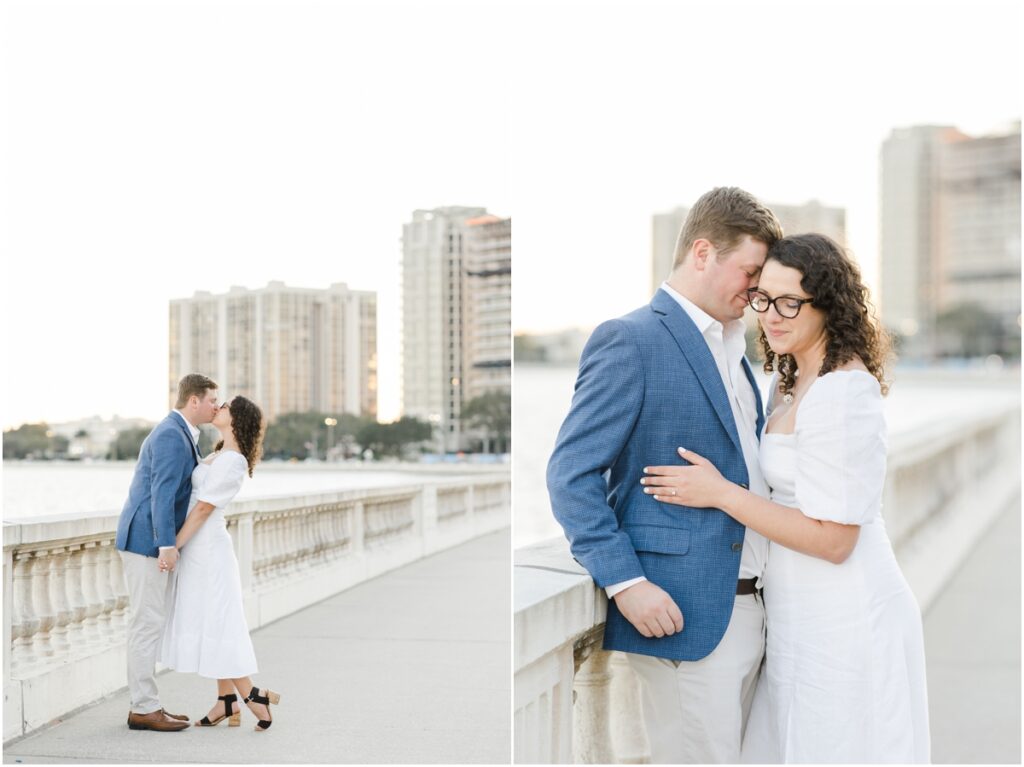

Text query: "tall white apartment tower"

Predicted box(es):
[169, 281, 377, 422]
[880, 123, 1020, 355]
[401, 206, 487, 453]
[879, 125, 966, 352]
[462, 214, 512, 403]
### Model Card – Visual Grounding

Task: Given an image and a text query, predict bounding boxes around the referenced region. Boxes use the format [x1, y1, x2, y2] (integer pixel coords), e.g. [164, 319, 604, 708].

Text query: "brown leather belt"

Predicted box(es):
[736, 577, 759, 596]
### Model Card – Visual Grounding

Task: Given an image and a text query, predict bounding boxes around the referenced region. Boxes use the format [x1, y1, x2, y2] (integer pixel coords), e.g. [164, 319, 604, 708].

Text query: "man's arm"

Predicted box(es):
[546, 319, 648, 587]
[150, 429, 186, 568]
[547, 320, 684, 637]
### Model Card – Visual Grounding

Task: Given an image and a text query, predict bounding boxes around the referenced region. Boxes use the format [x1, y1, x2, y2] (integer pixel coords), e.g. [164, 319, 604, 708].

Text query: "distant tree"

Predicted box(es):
[109, 427, 153, 460]
[462, 391, 511, 453]
[262, 411, 372, 460]
[514, 334, 548, 362]
[357, 417, 432, 459]
[935, 303, 1005, 357]
[74, 429, 89, 439]
[2, 423, 63, 459]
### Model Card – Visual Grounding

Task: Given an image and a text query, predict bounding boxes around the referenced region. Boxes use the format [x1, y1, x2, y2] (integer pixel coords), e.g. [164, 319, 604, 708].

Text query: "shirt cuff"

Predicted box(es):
[606, 576, 647, 599]
[158, 546, 176, 551]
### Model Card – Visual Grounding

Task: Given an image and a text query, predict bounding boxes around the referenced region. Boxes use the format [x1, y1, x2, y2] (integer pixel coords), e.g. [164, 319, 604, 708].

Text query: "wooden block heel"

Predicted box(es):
[195, 694, 241, 727]
[245, 686, 280, 731]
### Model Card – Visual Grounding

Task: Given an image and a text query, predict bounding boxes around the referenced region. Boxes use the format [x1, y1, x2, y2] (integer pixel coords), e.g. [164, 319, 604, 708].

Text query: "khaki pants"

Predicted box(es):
[628, 593, 766, 764]
[120, 550, 173, 715]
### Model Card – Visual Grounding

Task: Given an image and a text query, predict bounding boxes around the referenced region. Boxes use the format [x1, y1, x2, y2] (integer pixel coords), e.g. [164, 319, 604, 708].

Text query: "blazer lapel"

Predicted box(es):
[741, 356, 766, 441]
[169, 413, 201, 465]
[650, 292, 742, 456]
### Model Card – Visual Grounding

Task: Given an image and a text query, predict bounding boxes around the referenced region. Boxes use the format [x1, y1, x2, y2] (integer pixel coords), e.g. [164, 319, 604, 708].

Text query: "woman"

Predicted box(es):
[641, 233, 930, 763]
[160, 395, 281, 731]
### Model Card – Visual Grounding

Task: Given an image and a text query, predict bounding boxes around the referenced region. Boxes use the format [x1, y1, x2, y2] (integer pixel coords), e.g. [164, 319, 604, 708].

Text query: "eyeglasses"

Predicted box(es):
[746, 288, 814, 319]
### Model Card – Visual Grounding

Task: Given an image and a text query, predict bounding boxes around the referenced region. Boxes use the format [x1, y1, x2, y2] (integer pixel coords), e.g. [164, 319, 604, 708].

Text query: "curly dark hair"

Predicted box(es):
[757, 233, 892, 398]
[214, 396, 265, 477]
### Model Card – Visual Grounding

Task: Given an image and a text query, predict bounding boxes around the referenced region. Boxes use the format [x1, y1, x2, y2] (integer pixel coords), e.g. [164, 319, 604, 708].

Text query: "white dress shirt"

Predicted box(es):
[607, 284, 770, 598]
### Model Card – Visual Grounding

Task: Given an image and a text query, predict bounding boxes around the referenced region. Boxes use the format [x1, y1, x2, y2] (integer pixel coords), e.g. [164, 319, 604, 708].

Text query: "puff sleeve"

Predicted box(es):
[793, 371, 887, 526]
[197, 452, 248, 509]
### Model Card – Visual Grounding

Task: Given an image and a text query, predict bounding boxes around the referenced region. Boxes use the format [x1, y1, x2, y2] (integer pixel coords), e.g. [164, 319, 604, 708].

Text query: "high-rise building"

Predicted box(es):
[169, 281, 377, 422]
[880, 122, 1021, 355]
[401, 206, 510, 453]
[936, 127, 1021, 327]
[463, 214, 512, 402]
[651, 200, 847, 295]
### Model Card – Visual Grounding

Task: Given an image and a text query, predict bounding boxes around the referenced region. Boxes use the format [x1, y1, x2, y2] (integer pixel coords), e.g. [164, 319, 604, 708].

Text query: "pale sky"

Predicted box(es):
[3, 0, 1020, 428]
[3, 0, 511, 428]
[510, 0, 1021, 334]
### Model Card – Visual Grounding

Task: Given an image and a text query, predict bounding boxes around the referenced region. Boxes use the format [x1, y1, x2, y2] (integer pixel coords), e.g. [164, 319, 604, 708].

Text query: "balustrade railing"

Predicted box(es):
[3, 473, 509, 742]
[514, 400, 1020, 763]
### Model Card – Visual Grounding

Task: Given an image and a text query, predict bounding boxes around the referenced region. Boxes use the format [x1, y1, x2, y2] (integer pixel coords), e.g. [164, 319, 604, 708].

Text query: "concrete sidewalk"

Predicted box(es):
[924, 499, 1021, 764]
[3, 528, 511, 764]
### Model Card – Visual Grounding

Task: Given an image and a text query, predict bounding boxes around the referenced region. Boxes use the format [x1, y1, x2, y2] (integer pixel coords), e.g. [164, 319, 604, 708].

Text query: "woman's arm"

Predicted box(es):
[714, 483, 858, 564]
[175, 501, 216, 550]
[642, 449, 859, 565]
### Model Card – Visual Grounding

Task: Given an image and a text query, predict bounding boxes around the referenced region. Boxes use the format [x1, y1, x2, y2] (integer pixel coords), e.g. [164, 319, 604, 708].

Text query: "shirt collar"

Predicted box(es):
[173, 409, 201, 443]
[660, 282, 746, 338]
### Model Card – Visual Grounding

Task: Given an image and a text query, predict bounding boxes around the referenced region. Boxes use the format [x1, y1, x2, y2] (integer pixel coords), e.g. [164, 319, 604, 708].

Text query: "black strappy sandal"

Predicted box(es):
[244, 686, 281, 731]
[194, 693, 241, 727]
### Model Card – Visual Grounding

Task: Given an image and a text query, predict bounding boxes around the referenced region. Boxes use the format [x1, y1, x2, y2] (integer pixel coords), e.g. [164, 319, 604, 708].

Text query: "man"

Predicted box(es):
[114, 373, 219, 731]
[547, 187, 783, 763]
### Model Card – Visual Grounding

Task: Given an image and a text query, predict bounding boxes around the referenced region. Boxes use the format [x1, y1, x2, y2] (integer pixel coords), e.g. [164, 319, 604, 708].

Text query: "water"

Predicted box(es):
[2, 462, 476, 522]
[513, 363, 1020, 549]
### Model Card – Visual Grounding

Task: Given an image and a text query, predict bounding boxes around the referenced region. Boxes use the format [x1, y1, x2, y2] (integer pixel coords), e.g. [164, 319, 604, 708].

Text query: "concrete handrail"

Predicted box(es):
[3, 473, 510, 742]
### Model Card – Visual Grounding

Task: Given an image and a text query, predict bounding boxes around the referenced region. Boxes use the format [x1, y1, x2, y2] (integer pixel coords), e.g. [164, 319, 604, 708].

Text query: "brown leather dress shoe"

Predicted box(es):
[161, 709, 190, 722]
[127, 710, 190, 731]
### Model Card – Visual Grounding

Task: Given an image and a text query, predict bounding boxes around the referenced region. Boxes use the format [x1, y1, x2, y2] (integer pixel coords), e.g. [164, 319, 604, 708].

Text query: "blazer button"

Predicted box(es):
[739, 482, 749, 489]
[731, 542, 742, 552]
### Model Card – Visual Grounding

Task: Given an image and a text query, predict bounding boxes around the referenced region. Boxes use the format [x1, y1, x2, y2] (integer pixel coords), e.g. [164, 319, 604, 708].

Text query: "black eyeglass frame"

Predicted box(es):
[745, 288, 815, 319]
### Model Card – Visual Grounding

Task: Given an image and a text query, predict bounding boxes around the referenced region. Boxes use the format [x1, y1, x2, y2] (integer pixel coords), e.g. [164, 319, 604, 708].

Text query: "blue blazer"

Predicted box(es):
[547, 291, 765, 661]
[115, 413, 200, 557]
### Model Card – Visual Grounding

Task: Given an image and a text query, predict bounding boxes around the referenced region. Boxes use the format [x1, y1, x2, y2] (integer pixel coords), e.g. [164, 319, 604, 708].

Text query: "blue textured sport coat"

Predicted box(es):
[115, 412, 200, 558]
[546, 290, 765, 661]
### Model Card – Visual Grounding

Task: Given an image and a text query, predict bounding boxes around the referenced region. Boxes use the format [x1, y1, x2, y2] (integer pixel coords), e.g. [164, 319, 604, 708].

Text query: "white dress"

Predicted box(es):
[741, 371, 931, 764]
[161, 450, 258, 679]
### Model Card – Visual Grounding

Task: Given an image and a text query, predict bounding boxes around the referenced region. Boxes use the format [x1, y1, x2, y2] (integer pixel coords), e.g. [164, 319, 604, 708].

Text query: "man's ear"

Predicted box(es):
[691, 239, 712, 271]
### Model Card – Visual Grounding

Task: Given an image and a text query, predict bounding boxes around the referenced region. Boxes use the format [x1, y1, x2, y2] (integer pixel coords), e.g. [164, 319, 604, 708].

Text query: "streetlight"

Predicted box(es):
[324, 417, 337, 461]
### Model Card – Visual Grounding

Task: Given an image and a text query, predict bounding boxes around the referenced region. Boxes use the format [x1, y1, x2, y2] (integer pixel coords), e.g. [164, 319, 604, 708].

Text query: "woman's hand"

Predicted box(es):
[641, 448, 731, 508]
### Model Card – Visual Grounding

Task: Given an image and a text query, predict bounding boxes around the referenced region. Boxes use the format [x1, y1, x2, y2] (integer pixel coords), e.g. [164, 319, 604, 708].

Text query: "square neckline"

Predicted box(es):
[763, 368, 876, 436]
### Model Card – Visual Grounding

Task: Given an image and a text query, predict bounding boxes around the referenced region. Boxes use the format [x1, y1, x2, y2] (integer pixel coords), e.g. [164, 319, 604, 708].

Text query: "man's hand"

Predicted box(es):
[613, 580, 684, 638]
[157, 547, 179, 573]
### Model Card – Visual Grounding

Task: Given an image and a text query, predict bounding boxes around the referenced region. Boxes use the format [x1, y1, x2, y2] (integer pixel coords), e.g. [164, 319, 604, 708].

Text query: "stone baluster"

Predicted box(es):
[46, 547, 72, 659]
[107, 544, 129, 634]
[286, 512, 301, 572]
[253, 518, 270, 581]
[269, 515, 286, 577]
[573, 647, 616, 764]
[319, 508, 331, 561]
[296, 511, 313, 570]
[11, 550, 38, 672]
[270, 515, 287, 577]
[79, 541, 105, 650]
[63, 543, 89, 658]
[30, 550, 55, 661]
[94, 542, 117, 642]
